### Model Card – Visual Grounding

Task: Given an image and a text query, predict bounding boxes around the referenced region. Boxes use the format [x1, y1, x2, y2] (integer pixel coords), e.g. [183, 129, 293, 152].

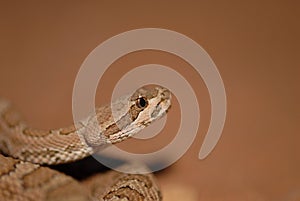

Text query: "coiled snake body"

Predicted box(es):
[0, 85, 171, 201]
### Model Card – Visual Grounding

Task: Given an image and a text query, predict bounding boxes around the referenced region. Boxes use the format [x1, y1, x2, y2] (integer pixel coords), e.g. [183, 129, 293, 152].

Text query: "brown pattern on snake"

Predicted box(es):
[0, 85, 171, 201]
[0, 154, 90, 201]
[104, 174, 160, 201]
[0, 154, 162, 201]
[83, 169, 162, 201]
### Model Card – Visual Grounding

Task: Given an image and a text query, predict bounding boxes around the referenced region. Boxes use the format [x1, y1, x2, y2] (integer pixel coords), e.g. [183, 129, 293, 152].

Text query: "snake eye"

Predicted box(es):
[136, 97, 148, 108]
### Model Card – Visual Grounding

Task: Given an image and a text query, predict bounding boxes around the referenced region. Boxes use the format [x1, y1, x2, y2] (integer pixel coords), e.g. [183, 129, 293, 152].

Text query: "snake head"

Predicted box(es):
[106, 85, 171, 143]
[129, 85, 171, 125]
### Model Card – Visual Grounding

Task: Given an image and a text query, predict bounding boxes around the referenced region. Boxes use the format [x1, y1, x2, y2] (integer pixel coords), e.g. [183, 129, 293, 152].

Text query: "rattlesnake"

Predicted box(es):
[0, 85, 171, 201]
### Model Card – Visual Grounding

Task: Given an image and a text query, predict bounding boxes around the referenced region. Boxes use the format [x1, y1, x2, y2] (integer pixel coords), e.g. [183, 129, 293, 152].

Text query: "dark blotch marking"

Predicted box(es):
[103, 124, 121, 137]
[23, 128, 51, 137]
[103, 112, 134, 138]
[0, 140, 9, 154]
[59, 125, 77, 135]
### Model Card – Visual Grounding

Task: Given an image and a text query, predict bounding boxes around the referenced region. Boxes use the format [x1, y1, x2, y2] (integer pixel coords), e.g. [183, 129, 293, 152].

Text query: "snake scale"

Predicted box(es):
[0, 85, 171, 201]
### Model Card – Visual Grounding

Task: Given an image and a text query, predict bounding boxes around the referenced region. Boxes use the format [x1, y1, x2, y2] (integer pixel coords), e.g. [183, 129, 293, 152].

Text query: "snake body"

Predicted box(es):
[0, 85, 171, 201]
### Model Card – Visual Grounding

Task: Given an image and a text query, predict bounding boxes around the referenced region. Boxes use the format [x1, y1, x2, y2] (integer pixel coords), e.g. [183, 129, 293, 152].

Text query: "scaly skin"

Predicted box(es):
[0, 85, 171, 201]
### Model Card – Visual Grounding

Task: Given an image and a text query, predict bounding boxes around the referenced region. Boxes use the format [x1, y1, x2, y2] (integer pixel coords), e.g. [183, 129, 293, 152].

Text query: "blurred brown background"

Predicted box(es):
[0, 1, 299, 201]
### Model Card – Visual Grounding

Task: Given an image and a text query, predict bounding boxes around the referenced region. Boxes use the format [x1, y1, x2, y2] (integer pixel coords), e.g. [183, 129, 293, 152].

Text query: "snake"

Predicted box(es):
[0, 85, 171, 201]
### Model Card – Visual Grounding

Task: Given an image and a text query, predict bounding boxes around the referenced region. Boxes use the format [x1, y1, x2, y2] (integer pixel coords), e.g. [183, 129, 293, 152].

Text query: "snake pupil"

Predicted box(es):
[137, 97, 148, 108]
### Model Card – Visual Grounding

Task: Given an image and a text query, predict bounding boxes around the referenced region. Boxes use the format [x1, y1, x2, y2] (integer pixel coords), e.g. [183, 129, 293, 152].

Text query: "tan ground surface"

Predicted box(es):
[0, 1, 299, 200]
